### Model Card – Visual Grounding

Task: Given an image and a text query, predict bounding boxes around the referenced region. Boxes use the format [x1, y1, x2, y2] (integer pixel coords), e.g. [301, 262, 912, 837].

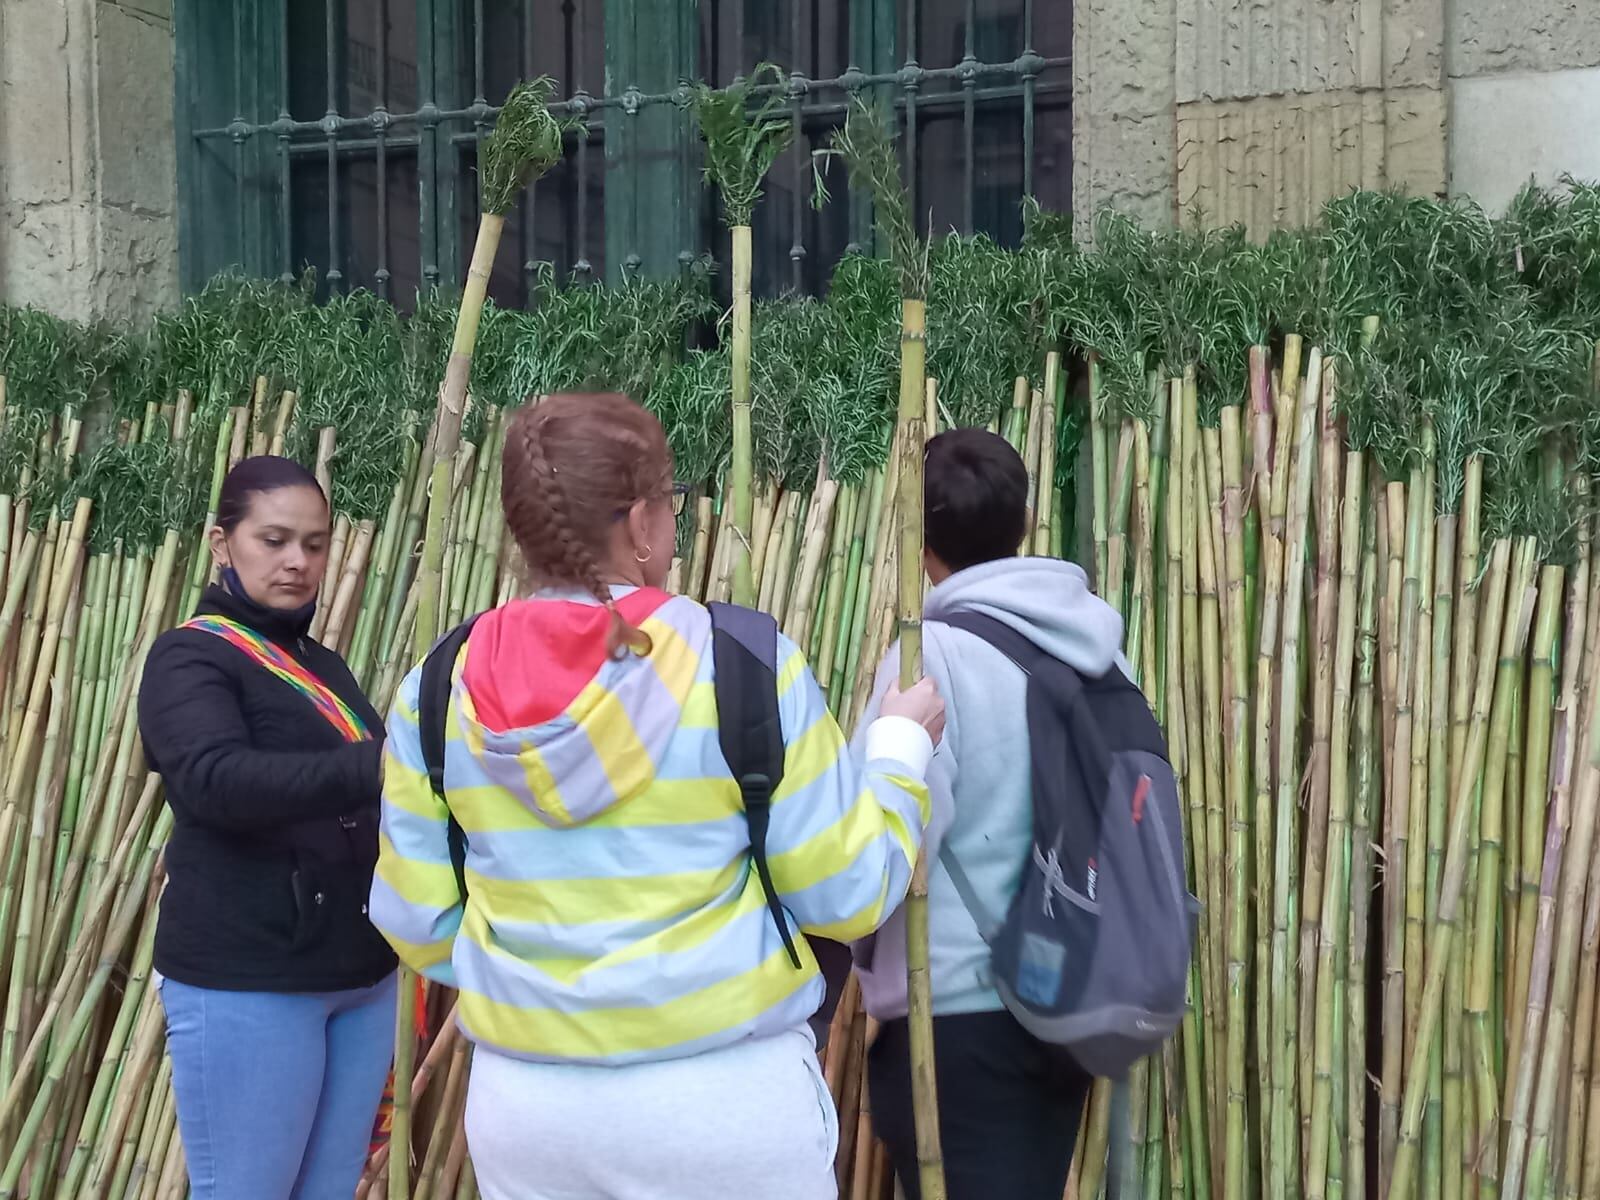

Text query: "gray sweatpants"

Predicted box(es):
[466, 1028, 839, 1199]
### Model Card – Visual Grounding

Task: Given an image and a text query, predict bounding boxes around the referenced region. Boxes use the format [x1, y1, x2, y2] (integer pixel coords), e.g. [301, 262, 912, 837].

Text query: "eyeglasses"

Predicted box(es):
[615, 482, 690, 522]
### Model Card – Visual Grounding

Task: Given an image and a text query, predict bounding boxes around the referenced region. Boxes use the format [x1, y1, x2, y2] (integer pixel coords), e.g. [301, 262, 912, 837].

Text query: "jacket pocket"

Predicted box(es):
[287, 866, 326, 951]
[800, 1041, 840, 1166]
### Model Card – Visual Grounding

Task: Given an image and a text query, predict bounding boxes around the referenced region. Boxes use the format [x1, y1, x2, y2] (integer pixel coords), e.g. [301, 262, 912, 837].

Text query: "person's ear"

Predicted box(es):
[208, 524, 230, 569]
[627, 500, 654, 561]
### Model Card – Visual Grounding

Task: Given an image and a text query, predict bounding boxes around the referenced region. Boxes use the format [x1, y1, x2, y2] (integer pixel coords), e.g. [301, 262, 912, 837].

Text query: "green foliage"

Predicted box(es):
[4, 182, 1600, 549]
[70, 433, 197, 552]
[928, 235, 1050, 429]
[480, 78, 567, 217]
[0, 306, 86, 416]
[648, 348, 730, 488]
[280, 290, 411, 521]
[694, 64, 794, 229]
[815, 98, 928, 301]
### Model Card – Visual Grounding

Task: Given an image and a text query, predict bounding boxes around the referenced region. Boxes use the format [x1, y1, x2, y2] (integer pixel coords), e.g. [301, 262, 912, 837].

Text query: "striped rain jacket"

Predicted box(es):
[370, 586, 933, 1066]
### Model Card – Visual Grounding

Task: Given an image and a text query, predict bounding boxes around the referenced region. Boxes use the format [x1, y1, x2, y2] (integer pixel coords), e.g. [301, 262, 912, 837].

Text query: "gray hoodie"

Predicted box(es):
[850, 555, 1126, 1020]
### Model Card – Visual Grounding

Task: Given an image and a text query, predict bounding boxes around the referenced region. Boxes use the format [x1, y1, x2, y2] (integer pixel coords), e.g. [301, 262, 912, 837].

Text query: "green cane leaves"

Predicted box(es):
[814, 98, 928, 302]
[480, 77, 569, 217]
[694, 64, 795, 230]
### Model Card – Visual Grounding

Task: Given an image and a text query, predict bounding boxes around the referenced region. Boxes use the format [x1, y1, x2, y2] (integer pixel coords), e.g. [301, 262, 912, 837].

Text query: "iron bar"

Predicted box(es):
[473, 0, 487, 211]
[324, 0, 343, 290]
[375, 0, 391, 296]
[788, 0, 805, 296]
[278, 1, 293, 282]
[521, 0, 537, 297]
[193, 56, 1071, 140]
[1022, 0, 1036, 196]
[902, 3, 919, 230]
[274, 77, 1065, 156]
[571, 0, 592, 284]
[418, 0, 438, 287]
[962, 0, 977, 234]
[232, 1, 246, 267]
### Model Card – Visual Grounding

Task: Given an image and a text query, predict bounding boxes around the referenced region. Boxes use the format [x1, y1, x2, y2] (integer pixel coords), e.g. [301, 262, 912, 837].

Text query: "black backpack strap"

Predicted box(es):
[708, 601, 802, 969]
[418, 615, 482, 900]
[929, 610, 1108, 923]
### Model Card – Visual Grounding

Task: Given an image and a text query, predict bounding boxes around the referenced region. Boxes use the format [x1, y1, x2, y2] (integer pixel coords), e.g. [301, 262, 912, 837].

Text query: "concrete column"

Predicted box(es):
[1071, 0, 1181, 239]
[0, 0, 179, 324]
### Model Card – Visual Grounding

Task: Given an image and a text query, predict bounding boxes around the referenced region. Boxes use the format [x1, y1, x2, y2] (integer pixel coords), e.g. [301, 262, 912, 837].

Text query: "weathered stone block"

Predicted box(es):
[1449, 65, 1600, 212]
[0, 0, 77, 205]
[0, 0, 178, 322]
[1176, 84, 1444, 237]
[1451, 0, 1600, 78]
[1073, 110, 1180, 240]
[1075, 0, 1179, 116]
[96, 0, 178, 216]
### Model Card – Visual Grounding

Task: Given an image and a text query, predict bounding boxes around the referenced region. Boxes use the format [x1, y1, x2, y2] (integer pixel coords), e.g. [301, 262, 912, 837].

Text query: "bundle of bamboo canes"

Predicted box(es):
[0, 172, 1596, 1200]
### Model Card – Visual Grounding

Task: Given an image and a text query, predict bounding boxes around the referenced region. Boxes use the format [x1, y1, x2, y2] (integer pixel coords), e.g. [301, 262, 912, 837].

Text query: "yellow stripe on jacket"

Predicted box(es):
[370, 592, 931, 1066]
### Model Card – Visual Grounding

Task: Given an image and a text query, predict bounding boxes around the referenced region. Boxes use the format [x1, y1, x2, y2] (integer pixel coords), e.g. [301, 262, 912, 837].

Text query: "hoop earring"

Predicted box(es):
[634, 544, 653, 564]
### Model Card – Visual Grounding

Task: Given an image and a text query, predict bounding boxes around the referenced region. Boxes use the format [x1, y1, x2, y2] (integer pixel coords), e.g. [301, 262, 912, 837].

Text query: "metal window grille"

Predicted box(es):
[176, 0, 1071, 306]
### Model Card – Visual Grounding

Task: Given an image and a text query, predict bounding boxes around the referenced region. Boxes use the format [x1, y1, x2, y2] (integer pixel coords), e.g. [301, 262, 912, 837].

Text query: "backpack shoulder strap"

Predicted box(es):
[934, 611, 1061, 681]
[926, 611, 1098, 944]
[708, 601, 801, 969]
[418, 615, 481, 899]
[935, 610, 1105, 778]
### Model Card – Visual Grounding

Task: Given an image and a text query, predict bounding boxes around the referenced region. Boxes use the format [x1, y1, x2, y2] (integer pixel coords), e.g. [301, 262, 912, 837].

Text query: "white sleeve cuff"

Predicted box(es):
[864, 715, 935, 780]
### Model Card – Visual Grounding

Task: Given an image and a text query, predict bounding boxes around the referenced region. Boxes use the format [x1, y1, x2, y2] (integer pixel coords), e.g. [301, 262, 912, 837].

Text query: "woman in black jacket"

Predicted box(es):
[139, 456, 396, 1200]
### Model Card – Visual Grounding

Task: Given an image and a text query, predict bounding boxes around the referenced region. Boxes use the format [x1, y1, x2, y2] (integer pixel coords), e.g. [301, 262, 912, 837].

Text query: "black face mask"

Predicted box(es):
[220, 564, 318, 627]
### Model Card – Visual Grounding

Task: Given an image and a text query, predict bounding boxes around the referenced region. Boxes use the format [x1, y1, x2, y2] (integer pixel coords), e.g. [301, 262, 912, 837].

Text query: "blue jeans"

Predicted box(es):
[159, 973, 397, 1200]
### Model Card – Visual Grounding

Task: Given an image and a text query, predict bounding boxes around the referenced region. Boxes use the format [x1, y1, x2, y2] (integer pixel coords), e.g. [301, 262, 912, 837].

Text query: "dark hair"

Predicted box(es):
[501, 392, 674, 658]
[215, 456, 328, 533]
[924, 428, 1029, 573]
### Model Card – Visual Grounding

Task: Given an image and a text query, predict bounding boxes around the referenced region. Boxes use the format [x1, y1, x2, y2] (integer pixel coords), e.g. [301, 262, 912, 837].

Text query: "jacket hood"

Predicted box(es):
[455, 587, 700, 828]
[924, 556, 1124, 675]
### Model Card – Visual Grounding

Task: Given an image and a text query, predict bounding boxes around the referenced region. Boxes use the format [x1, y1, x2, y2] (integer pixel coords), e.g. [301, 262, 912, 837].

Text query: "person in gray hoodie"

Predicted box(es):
[851, 427, 1126, 1200]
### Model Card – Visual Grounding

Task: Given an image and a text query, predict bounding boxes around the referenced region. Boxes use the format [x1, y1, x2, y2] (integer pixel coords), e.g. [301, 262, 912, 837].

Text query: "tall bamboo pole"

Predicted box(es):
[825, 93, 944, 1200]
[694, 67, 790, 608]
[1307, 448, 1364, 1200]
[897, 301, 945, 1200]
[397, 77, 563, 1200]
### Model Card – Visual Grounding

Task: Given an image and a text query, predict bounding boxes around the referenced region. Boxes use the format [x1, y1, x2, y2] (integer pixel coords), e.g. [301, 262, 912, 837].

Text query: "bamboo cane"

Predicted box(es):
[1268, 346, 1320, 1200]
[1389, 536, 1515, 1200]
[1306, 447, 1365, 1200]
[394, 83, 562, 1196]
[1035, 352, 1061, 556]
[892, 294, 946, 1200]
[1466, 538, 1539, 1195]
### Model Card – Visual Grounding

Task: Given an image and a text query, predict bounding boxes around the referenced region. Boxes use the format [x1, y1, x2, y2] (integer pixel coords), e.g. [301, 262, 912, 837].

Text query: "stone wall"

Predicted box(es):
[1073, 0, 1452, 237]
[0, 0, 179, 325]
[1447, 0, 1600, 211]
[1174, 0, 1447, 233]
[1071, 0, 1180, 239]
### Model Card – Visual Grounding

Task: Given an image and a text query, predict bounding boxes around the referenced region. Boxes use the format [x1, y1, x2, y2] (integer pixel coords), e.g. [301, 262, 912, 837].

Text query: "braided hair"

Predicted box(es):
[501, 393, 673, 659]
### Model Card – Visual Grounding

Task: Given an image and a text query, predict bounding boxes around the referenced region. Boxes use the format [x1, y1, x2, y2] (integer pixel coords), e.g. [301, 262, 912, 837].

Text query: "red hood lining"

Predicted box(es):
[462, 589, 671, 733]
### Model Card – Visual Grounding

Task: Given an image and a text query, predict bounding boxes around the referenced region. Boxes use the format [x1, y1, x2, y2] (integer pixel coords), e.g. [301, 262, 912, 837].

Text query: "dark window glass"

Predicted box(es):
[183, 0, 1071, 303]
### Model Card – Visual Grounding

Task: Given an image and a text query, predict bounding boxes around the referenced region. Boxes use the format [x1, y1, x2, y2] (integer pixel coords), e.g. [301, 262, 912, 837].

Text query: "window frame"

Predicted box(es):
[173, 0, 1070, 302]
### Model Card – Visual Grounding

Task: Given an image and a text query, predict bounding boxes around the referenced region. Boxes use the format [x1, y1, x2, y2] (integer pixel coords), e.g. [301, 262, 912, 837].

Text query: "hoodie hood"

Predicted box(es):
[456, 587, 701, 828]
[924, 556, 1124, 675]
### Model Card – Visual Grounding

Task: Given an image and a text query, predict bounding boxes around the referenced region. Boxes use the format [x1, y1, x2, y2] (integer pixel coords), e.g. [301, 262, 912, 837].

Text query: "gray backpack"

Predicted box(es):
[933, 612, 1196, 1079]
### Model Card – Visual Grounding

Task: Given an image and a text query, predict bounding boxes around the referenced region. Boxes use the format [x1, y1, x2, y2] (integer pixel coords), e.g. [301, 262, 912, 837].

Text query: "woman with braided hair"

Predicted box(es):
[371, 392, 943, 1199]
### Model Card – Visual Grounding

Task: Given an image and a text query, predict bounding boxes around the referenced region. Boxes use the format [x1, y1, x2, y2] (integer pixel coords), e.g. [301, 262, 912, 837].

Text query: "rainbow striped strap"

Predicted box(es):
[181, 616, 372, 744]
